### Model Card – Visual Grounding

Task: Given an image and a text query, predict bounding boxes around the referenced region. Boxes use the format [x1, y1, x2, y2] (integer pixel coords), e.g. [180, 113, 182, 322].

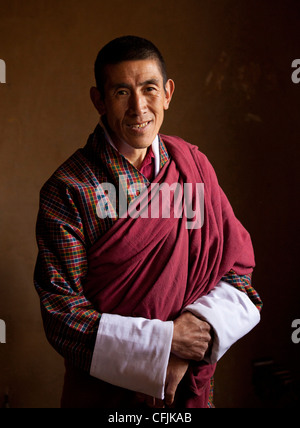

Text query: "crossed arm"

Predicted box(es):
[136, 311, 212, 408]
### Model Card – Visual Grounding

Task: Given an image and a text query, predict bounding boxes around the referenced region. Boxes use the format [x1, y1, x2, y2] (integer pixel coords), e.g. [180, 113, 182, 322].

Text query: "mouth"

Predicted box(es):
[127, 120, 152, 130]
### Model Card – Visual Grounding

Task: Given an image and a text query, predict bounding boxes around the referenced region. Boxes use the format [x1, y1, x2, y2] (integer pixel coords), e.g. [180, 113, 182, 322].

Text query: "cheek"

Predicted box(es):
[106, 104, 126, 127]
[153, 103, 165, 124]
[153, 97, 166, 115]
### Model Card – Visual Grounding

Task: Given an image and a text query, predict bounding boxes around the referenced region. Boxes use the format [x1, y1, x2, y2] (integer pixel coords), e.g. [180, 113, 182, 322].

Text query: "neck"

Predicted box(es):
[100, 116, 149, 169]
[121, 146, 148, 169]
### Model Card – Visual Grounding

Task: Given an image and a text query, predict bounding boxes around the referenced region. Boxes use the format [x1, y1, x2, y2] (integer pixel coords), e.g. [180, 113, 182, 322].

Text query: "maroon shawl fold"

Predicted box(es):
[82, 134, 255, 407]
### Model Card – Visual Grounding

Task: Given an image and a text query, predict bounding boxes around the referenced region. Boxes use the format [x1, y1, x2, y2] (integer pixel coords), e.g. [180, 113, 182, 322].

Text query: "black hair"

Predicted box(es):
[94, 35, 168, 97]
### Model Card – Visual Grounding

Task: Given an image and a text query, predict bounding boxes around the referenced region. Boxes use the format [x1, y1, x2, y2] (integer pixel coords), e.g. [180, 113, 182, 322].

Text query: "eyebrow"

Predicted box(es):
[111, 78, 161, 91]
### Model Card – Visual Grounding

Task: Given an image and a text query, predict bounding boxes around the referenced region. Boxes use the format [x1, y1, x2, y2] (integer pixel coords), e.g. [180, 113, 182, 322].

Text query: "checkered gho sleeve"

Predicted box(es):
[34, 179, 101, 372]
[221, 269, 263, 312]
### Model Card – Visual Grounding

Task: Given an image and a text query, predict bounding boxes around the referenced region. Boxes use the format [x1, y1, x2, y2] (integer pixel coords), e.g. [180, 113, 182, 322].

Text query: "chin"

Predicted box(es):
[127, 136, 154, 149]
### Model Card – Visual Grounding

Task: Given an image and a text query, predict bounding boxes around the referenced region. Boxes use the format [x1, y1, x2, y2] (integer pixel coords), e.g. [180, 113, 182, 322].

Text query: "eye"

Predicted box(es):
[116, 89, 129, 96]
[145, 87, 157, 93]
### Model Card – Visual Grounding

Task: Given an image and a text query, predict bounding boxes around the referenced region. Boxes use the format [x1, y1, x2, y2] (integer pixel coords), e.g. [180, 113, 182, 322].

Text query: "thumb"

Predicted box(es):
[164, 381, 176, 407]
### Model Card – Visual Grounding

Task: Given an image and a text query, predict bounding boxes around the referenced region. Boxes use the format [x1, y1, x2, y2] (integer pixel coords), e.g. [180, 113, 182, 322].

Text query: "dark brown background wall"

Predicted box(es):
[0, 0, 299, 408]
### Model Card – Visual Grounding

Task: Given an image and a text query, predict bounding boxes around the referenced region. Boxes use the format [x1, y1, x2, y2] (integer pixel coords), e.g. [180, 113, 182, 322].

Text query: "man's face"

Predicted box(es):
[92, 59, 175, 153]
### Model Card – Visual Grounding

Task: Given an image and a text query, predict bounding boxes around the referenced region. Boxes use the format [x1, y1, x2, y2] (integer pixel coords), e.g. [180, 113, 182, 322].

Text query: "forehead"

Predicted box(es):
[104, 59, 164, 87]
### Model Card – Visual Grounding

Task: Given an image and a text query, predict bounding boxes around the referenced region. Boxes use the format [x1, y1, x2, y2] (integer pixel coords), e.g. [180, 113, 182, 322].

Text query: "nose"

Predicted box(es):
[128, 92, 147, 116]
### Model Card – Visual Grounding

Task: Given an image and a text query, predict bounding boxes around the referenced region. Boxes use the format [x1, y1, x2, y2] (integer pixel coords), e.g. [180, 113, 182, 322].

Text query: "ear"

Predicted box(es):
[90, 86, 106, 115]
[163, 79, 175, 110]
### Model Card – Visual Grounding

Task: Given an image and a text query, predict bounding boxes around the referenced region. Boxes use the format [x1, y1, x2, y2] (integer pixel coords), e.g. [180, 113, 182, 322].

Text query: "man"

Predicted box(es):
[34, 36, 262, 408]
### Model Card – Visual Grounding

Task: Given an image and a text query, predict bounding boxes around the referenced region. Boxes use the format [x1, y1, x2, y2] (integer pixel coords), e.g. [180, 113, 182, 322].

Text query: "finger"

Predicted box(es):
[153, 398, 165, 408]
[164, 392, 175, 407]
[164, 382, 176, 407]
[145, 396, 165, 408]
[146, 396, 155, 407]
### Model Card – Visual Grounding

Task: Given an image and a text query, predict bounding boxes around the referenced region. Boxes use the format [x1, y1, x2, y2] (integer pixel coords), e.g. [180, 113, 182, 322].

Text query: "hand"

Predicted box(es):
[171, 311, 212, 361]
[135, 354, 189, 408]
[135, 312, 212, 408]
[164, 353, 189, 406]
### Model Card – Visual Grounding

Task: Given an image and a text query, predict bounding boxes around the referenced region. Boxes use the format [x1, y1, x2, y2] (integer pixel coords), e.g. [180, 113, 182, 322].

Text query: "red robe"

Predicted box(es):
[70, 134, 255, 408]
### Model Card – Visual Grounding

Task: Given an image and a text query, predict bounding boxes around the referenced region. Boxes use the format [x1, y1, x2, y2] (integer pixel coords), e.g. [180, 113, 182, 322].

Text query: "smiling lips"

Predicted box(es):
[127, 121, 151, 130]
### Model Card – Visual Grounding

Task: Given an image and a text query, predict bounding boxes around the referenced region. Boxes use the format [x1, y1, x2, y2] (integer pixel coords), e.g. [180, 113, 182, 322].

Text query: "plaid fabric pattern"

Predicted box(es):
[207, 377, 215, 408]
[221, 269, 263, 311]
[34, 125, 261, 404]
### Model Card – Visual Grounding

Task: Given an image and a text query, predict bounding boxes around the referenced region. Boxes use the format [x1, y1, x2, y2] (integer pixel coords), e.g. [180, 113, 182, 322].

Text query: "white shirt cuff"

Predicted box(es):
[183, 281, 261, 364]
[90, 313, 173, 399]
